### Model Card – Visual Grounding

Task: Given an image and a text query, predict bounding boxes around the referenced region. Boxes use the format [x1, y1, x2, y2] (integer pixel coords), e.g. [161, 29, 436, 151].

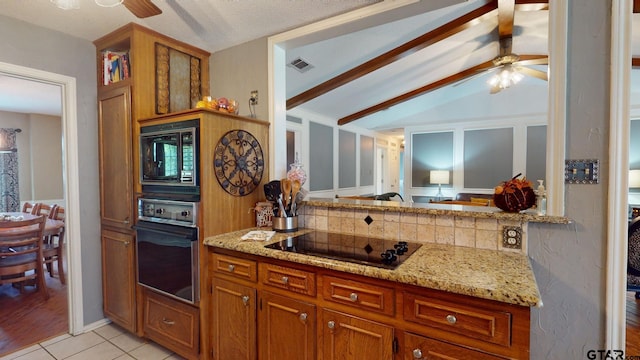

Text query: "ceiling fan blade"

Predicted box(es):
[516, 57, 549, 66]
[123, 0, 162, 18]
[518, 66, 548, 81]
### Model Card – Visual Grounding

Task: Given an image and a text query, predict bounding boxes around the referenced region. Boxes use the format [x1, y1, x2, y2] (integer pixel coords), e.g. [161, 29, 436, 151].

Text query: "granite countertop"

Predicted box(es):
[204, 228, 542, 307]
[303, 197, 571, 224]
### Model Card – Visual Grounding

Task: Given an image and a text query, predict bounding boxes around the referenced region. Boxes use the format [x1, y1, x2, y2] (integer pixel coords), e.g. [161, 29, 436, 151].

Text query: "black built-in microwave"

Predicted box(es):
[140, 119, 200, 199]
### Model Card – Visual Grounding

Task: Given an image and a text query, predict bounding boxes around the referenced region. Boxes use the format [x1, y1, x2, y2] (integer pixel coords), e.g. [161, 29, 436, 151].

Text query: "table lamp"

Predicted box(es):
[430, 170, 450, 201]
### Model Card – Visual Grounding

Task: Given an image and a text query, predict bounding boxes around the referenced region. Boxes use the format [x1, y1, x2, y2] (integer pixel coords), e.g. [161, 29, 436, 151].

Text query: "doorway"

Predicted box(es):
[0, 62, 83, 343]
[376, 147, 386, 194]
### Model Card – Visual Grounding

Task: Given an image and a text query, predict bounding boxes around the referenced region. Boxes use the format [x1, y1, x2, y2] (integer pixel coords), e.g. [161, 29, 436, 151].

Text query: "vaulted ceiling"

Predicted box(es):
[284, 0, 550, 135]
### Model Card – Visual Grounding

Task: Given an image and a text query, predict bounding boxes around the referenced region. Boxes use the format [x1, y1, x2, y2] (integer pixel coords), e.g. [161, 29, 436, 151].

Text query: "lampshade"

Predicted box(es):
[630, 169, 640, 188]
[430, 170, 449, 185]
[95, 0, 124, 7]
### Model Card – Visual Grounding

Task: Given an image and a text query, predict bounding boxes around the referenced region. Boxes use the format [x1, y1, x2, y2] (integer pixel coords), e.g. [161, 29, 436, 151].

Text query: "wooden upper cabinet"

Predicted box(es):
[94, 23, 210, 195]
[98, 86, 133, 230]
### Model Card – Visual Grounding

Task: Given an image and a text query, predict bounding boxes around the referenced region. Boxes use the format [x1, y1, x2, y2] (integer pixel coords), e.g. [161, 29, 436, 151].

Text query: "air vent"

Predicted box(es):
[288, 57, 314, 73]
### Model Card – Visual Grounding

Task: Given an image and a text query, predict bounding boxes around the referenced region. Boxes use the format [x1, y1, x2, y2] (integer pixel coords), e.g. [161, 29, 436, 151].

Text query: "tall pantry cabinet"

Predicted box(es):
[94, 23, 210, 334]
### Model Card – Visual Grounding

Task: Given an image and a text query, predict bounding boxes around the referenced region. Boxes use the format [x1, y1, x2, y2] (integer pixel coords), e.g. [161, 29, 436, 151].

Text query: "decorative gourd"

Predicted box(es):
[493, 174, 536, 212]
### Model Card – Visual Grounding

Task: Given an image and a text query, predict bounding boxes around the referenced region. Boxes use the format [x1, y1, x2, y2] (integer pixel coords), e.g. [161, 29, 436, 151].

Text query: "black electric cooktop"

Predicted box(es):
[264, 231, 422, 270]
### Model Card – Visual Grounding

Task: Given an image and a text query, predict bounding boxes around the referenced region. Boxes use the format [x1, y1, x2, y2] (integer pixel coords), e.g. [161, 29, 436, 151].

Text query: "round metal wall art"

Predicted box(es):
[213, 129, 264, 196]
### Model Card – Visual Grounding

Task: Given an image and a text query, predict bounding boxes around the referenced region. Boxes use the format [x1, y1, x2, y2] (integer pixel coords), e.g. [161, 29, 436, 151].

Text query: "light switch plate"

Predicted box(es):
[565, 159, 599, 184]
[502, 226, 522, 249]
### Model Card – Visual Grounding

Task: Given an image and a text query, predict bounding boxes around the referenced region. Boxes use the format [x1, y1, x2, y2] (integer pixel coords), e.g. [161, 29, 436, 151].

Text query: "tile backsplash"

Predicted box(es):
[299, 205, 527, 253]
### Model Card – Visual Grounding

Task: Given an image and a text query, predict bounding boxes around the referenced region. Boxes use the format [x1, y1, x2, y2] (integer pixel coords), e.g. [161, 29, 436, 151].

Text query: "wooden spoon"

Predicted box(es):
[281, 179, 292, 213]
[290, 179, 301, 216]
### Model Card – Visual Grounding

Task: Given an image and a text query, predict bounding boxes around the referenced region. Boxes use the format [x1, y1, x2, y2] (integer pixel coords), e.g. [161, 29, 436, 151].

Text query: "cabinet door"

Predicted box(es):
[211, 277, 257, 360]
[404, 332, 500, 360]
[102, 229, 136, 332]
[98, 85, 134, 230]
[320, 308, 394, 360]
[259, 291, 316, 360]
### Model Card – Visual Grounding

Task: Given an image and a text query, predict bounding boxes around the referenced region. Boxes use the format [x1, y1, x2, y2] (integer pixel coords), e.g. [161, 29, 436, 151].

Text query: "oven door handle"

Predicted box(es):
[133, 221, 198, 241]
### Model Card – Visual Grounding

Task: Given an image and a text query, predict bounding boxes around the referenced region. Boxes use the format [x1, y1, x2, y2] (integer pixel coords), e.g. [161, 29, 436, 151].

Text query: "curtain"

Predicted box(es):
[0, 129, 20, 212]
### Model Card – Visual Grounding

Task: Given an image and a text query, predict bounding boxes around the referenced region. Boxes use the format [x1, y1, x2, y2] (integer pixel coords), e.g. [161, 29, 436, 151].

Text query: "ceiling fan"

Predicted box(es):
[51, 0, 162, 18]
[484, 37, 548, 93]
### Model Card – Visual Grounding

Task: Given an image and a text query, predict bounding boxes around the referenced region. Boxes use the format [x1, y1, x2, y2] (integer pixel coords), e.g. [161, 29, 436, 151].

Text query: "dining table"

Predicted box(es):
[0, 212, 64, 237]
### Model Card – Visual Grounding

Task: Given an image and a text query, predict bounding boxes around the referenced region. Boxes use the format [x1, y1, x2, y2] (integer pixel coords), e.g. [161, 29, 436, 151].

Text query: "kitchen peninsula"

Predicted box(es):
[204, 198, 569, 359]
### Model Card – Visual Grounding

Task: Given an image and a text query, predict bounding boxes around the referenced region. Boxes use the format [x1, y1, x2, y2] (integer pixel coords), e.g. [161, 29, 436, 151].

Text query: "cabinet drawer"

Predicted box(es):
[211, 253, 257, 282]
[403, 292, 511, 347]
[259, 263, 316, 296]
[322, 275, 395, 316]
[143, 291, 199, 358]
[404, 332, 501, 360]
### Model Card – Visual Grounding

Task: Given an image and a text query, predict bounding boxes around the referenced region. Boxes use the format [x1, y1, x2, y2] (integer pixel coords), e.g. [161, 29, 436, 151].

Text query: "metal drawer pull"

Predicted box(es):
[242, 295, 250, 306]
[446, 314, 457, 324]
[299, 312, 308, 322]
[349, 292, 358, 302]
[228, 264, 235, 272]
[327, 320, 335, 329]
[412, 349, 423, 359]
[281, 276, 289, 285]
[162, 318, 175, 326]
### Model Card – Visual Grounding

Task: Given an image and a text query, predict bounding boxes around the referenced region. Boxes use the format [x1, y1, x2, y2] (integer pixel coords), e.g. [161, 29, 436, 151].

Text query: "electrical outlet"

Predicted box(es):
[250, 90, 258, 105]
[502, 226, 522, 249]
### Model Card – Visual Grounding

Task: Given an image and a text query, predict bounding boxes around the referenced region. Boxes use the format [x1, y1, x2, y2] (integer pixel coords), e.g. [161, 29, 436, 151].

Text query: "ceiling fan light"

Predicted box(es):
[51, 0, 80, 10]
[95, 0, 124, 7]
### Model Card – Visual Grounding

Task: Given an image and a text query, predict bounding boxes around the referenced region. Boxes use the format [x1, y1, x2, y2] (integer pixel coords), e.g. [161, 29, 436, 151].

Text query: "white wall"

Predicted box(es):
[0, 111, 63, 203]
[0, 15, 102, 325]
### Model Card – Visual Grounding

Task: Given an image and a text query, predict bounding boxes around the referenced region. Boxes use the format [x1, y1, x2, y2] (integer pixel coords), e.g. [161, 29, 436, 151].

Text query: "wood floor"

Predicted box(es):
[628, 291, 640, 356]
[0, 269, 68, 357]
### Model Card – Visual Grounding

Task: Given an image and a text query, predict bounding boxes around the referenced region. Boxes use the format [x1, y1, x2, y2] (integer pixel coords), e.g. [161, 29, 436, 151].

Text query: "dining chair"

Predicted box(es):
[36, 203, 55, 218]
[0, 215, 48, 299]
[22, 202, 40, 215]
[43, 205, 65, 284]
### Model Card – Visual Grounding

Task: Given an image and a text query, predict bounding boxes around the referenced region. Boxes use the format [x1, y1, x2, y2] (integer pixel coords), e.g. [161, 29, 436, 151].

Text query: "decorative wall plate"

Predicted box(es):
[213, 130, 264, 196]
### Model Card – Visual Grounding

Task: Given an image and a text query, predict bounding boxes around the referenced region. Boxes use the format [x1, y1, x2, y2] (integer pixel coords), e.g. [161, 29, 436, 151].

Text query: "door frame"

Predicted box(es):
[607, 0, 631, 350]
[0, 61, 83, 335]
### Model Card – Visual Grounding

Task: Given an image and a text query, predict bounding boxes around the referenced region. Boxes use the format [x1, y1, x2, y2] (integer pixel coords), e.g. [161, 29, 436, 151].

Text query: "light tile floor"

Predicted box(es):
[0, 323, 185, 360]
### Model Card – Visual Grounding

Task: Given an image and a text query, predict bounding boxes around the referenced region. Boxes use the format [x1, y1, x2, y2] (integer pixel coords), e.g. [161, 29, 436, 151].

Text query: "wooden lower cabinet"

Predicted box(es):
[404, 332, 501, 360]
[211, 277, 257, 360]
[259, 291, 316, 360]
[207, 249, 531, 360]
[320, 308, 394, 360]
[142, 289, 200, 360]
[101, 229, 136, 332]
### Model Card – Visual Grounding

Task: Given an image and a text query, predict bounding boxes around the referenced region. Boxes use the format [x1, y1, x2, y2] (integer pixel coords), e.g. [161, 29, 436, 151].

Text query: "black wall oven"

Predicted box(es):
[134, 198, 199, 304]
[140, 119, 200, 199]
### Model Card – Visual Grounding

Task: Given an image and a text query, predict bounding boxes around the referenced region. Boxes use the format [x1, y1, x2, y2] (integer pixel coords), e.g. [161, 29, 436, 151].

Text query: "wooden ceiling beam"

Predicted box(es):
[634, 0, 640, 13]
[632, 58, 640, 67]
[337, 54, 548, 126]
[286, 0, 499, 110]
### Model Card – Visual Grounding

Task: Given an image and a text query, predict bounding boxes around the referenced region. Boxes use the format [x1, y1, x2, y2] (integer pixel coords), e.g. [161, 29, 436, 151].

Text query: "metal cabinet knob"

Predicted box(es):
[162, 318, 175, 326]
[446, 314, 457, 324]
[228, 264, 235, 272]
[349, 292, 358, 302]
[299, 312, 308, 322]
[412, 349, 423, 359]
[281, 276, 289, 285]
[242, 295, 250, 306]
[327, 320, 335, 329]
